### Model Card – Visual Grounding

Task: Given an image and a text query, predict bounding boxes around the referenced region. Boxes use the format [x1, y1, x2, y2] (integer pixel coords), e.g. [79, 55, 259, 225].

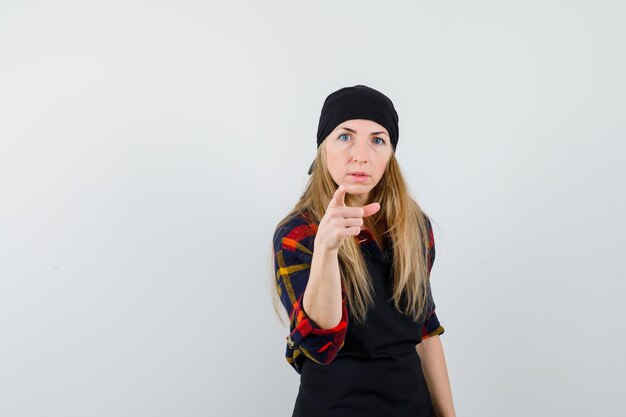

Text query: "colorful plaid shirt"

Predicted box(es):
[273, 212, 444, 374]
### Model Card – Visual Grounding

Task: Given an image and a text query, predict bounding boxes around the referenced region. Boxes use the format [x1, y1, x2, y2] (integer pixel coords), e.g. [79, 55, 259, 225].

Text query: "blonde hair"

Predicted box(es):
[267, 139, 434, 327]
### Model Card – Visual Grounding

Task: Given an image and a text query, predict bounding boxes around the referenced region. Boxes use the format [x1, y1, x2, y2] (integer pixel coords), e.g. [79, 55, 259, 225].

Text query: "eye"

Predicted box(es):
[338, 133, 351, 142]
[373, 137, 385, 145]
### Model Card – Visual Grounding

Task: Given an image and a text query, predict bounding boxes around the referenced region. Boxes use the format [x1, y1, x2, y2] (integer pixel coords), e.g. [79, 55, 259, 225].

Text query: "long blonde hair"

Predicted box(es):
[268, 139, 434, 327]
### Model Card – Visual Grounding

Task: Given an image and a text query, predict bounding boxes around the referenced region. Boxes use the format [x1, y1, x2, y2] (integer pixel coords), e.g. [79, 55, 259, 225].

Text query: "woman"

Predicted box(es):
[271, 85, 456, 417]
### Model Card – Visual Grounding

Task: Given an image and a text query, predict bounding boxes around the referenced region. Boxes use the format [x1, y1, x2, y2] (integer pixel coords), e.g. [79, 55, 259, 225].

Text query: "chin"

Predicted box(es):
[346, 187, 372, 195]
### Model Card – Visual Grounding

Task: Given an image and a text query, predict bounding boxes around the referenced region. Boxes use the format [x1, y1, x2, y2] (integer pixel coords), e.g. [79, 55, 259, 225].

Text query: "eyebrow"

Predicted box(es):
[338, 126, 389, 136]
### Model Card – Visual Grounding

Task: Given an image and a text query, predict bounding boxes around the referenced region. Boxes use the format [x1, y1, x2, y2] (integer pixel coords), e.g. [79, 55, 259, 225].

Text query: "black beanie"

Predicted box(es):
[308, 84, 399, 175]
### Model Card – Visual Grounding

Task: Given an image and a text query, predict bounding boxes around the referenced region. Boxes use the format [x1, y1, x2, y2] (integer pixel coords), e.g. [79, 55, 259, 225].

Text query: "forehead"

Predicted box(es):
[334, 119, 388, 135]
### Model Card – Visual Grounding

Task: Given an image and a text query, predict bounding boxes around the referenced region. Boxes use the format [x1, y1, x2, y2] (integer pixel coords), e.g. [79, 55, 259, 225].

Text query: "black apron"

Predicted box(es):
[291, 233, 435, 417]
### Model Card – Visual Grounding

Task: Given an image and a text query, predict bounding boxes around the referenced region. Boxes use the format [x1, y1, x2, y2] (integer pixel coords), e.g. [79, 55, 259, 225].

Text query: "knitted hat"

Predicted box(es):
[308, 84, 399, 175]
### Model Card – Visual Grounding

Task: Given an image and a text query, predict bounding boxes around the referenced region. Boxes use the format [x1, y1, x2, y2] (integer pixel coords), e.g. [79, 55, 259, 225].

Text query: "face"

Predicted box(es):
[323, 119, 393, 206]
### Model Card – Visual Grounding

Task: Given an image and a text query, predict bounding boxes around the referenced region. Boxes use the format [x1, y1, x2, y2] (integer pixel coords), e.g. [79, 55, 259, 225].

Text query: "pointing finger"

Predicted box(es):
[330, 184, 347, 208]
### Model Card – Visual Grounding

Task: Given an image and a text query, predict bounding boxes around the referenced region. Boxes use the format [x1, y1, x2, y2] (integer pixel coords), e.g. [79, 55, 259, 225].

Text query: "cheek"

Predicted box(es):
[373, 157, 390, 179]
[325, 150, 344, 169]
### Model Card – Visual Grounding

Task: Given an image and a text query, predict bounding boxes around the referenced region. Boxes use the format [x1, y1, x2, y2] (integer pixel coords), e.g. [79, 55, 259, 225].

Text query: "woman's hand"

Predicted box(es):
[314, 184, 381, 251]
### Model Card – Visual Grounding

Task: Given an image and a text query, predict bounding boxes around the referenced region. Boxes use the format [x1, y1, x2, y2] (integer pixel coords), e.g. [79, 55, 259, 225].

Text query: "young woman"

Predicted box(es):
[271, 85, 456, 417]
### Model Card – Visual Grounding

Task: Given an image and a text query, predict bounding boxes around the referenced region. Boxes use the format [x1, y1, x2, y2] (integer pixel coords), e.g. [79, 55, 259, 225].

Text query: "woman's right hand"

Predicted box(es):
[314, 184, 381, 251]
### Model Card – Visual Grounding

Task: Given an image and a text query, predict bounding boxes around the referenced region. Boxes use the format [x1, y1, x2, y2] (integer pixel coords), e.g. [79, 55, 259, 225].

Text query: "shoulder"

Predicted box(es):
[423, 214, 436, 270]
[425, 215, 434, 245]
[273, 211, 319, 258]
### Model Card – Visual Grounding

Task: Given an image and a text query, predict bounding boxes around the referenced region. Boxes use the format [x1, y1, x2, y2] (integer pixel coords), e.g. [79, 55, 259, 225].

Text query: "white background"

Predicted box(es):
[1, 1, 624, 416]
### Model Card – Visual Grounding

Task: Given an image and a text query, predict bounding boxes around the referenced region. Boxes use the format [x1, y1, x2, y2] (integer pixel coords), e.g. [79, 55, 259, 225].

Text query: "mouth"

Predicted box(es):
[349, 172, 369, 182]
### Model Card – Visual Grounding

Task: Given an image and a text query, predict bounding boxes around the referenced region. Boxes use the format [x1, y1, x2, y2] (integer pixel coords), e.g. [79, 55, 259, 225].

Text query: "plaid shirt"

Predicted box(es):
[273, 212, 444, 374]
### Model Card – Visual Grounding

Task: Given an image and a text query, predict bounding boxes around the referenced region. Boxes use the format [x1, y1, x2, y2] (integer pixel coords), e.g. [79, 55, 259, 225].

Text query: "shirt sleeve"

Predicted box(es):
[273, 215, 349, 374]
[421, 216, 445, 341]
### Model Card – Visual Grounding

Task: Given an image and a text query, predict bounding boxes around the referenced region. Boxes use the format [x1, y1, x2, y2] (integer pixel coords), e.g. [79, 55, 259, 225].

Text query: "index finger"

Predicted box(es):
[329, 184, 347, 208]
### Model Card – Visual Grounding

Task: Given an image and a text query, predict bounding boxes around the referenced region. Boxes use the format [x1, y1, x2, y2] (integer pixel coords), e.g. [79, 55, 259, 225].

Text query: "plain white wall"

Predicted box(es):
[1, 1, 624, 416]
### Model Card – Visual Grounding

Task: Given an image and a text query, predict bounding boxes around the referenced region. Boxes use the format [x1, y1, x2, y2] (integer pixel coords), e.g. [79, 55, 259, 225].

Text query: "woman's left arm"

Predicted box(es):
[416, 335, 456, 417]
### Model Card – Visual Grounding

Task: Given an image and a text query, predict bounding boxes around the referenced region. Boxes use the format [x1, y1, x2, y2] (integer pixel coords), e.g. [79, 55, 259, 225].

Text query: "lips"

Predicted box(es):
[349, 172, 369, 176]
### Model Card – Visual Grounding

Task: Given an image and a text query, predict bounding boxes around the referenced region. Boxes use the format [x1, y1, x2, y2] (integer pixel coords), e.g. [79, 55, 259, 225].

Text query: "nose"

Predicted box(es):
[351, 138, 369, 164]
